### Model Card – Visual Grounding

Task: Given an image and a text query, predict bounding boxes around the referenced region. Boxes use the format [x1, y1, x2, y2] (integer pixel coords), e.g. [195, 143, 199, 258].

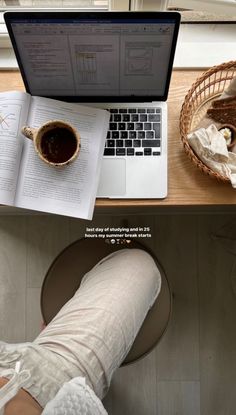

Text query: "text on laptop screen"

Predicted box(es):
[11, 17, 176, 99]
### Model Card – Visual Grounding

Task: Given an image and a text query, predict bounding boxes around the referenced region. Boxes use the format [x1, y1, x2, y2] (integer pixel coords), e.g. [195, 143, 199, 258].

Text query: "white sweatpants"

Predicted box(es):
[0, 248, 161, 408]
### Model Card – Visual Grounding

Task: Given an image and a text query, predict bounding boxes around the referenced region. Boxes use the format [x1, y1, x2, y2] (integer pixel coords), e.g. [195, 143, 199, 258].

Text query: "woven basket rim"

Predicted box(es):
[179, 60, 236, 182]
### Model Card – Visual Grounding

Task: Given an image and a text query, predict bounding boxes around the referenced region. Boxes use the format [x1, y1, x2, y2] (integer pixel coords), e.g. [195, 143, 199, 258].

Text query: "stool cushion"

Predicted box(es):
[41, 239, 171, 365]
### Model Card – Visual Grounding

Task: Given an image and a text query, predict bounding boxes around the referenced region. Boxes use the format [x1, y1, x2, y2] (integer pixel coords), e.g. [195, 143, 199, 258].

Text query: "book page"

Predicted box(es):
[15, 96, 109, 219]
[0, 91, 31, 205]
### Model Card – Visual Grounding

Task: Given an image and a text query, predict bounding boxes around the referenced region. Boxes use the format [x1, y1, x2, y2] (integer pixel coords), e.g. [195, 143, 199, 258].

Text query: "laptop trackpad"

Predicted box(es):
[97, 159, 126, 196]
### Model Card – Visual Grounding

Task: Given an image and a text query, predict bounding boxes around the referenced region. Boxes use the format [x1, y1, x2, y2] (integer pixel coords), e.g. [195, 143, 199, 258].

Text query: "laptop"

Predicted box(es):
[4, 11, 180, 199]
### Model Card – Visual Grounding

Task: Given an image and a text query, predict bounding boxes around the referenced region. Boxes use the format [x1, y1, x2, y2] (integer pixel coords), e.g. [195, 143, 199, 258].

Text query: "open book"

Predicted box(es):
[0, 91, 109, 220]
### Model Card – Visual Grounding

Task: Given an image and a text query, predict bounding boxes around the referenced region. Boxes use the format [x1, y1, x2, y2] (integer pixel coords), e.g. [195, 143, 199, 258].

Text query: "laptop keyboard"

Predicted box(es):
[104, 108, 161, 157]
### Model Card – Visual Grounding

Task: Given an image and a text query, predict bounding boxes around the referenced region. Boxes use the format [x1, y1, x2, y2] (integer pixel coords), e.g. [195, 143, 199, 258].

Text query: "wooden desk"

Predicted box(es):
[2, 70, 236, 212]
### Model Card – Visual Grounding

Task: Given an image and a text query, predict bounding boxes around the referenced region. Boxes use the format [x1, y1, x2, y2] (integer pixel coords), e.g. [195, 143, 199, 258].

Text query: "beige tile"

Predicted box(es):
[107, 351, 157, 415]
[69, 217, 88, 242]
[110, 214, 155, 251]
[154, 215, 199, 381]
[0, 216, 27, 292]
[69, 214, 113, 242]
[26, 287, 42, 341]
[0, 217, 27, 342]
[198, 216, 236, 415]
[26, 215, 70, 288]
[0, 290, 26, 342]
[157, 381, 200, 415]
[102, 393, 112, 415]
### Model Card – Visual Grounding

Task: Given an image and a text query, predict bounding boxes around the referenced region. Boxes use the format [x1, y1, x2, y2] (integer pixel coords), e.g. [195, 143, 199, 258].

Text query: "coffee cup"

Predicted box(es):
[21, 120, 81, 167]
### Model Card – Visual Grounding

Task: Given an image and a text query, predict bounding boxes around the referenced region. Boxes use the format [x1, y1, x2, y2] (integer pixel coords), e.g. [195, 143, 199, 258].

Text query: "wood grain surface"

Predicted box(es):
[1, 69, 236, 208]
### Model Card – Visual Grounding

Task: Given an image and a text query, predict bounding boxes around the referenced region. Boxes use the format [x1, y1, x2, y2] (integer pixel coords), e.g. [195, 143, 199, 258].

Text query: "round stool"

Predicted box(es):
[40, 238, 172, 365]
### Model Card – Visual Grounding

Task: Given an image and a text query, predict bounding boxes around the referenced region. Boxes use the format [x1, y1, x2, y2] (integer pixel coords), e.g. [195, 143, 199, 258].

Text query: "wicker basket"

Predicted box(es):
[179, 60, 236, 182]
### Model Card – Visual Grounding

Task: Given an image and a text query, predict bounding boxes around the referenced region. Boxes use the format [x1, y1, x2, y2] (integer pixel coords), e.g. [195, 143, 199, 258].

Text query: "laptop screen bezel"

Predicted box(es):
[4, 11, 180, 103]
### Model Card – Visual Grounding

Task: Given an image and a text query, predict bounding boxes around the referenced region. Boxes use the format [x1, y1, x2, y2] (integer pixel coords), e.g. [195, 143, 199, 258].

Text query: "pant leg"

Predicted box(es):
[34, 248, 161, 399]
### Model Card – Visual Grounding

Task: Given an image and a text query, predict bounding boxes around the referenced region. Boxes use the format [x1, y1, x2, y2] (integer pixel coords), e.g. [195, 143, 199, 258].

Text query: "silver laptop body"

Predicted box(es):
[5, 11, 180, 199]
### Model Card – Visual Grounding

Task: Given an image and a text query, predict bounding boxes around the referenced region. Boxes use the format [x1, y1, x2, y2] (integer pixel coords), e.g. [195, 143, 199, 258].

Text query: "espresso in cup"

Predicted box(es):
[40, 126, 78, 164]
[21, 120, 81, 167]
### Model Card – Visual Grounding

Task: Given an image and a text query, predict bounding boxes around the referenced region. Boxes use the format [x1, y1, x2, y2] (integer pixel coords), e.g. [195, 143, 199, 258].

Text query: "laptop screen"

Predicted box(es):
[5, 11, 180, 102]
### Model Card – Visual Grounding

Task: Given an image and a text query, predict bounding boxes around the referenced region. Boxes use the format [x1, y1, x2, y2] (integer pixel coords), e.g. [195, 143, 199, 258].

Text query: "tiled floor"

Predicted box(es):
[0, 213, 236, 414]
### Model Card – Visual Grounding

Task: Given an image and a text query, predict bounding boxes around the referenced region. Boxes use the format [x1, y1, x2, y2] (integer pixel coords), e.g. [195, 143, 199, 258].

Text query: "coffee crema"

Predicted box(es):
[40, 127, 78, 164]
